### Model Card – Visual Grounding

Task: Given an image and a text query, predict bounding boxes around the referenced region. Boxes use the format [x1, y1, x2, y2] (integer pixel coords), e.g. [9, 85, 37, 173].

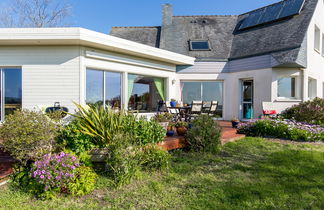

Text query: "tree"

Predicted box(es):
[0, 0, 72, 28]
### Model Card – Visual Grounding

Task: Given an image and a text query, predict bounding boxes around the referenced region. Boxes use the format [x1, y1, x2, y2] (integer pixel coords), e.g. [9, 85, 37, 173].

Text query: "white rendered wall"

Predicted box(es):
[306, 0, 324, 99]
[0, 46, 81, 112]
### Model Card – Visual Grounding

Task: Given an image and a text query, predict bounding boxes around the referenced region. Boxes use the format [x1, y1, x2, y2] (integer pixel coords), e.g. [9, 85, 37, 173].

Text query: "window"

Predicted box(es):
[314, 25, 321, 52]
[189, 40, 210, 51]
[128, 74, 165, 112]
[277, 77, 296, 98]
[0, 68, 22, 121]
[86, 69, 121, 108]
[308, 77, 317, 99]
[181, 81, 223, 117]
[322, 33, 324, 55]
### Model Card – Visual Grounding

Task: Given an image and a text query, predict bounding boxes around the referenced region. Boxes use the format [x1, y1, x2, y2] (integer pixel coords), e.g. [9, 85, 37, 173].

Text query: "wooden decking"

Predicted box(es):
[160, 121, 245, 151]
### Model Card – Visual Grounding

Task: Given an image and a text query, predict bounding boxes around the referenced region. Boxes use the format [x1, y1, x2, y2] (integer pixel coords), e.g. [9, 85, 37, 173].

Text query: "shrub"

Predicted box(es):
[152, 112, 173, 122]
[124, 116, 165, 145]
[56, 118, 95, 154]
[238, 119, 324, 142]
[282, 97, 324, 125]
[67, 166, 97, 196]
[31, 152, 79, 193]
[71, 103, 165, 147]
[186, 115, 222, 152]
[0, 110, 59, 164]
[138, 144, 171, 170]
[105, 134, 141, 187]
[72, 103, 125, 147]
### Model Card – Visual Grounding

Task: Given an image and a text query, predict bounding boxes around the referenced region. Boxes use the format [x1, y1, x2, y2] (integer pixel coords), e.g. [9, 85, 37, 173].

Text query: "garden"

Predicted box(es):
[0, 98, 323, 209]
[238, 97, 324, 142]
[0, 103, 221, 200]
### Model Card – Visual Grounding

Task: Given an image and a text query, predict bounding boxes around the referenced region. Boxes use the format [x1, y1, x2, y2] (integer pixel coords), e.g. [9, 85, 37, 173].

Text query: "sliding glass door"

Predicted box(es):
[86, 69, 122, 109]
[0, 68, 22, 121]
[181, 81, 223, 117]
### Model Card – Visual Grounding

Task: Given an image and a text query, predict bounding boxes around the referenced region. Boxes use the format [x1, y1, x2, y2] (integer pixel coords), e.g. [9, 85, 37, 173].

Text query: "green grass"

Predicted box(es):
[1, 137, 324, 209]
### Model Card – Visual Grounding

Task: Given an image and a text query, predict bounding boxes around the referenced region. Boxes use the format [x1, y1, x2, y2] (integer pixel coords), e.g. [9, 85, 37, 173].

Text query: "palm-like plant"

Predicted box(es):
[71, 103, 125, 146]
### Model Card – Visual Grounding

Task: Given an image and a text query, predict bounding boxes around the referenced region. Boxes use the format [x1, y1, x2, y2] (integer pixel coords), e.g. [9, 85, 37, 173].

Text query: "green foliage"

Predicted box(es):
[105, 134, 141, 187]
[68, 166, 97, 196]
[175, 121, 188, 128]
[238, 120, 324, 142]
[57, 118, 96, 154]
[282, 97, 324, 125]
[71, 103, 125, 146]
[123, 116, 165, 145]
[70, 103, 165, 147]
[0, 110, 59, 164]
[138, 144, 171, 170]
[186, 115, 221, 152]
[152, 112, 173, 122]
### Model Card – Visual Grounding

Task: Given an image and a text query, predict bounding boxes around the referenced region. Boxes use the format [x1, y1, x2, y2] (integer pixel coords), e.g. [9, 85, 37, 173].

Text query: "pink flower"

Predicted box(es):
[40, 175, 45, 179]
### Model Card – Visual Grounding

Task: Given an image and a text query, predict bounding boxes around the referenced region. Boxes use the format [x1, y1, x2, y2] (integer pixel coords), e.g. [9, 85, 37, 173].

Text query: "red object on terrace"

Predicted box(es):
[263, 110, 277, 115]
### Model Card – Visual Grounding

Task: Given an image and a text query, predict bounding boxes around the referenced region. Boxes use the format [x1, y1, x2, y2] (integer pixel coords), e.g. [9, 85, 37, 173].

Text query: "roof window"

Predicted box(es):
[189, 40, 210, 51]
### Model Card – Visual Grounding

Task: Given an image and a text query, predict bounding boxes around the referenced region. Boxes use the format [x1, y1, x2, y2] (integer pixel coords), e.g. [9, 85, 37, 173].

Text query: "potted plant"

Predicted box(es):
[170, 99, 177, 107]
[152, 112, 173, 131]
[175, 121, 188, 136]
[166, 122, 175, 137]
[231, 117, 240, 128]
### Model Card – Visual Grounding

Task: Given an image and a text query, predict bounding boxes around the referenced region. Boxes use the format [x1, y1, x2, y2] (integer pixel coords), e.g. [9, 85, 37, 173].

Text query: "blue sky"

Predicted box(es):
[70, 0, 279, 34]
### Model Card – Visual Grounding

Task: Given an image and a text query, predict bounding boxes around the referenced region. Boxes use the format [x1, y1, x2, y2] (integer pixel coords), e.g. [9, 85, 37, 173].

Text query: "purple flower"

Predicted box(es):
[40, 175, 45, 179]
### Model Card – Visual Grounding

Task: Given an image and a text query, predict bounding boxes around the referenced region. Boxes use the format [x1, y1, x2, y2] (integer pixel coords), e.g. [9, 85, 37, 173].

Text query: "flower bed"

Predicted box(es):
[238, 119, 324, 142]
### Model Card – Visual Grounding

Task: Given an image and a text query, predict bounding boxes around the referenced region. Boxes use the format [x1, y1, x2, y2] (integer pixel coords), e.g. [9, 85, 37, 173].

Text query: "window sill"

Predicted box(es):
[274, 98, 302, 102]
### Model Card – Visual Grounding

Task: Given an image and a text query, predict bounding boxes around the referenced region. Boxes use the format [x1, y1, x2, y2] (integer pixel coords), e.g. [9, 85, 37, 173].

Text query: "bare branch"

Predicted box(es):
[0, 0, 72, 28]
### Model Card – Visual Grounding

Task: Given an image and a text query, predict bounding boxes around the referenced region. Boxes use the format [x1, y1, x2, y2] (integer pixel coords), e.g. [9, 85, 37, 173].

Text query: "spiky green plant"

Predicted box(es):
[71, 103, 125, 146]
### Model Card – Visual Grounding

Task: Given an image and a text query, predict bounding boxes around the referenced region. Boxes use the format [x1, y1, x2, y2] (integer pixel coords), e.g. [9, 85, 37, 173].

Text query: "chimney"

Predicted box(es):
[162, 4, 172, 26]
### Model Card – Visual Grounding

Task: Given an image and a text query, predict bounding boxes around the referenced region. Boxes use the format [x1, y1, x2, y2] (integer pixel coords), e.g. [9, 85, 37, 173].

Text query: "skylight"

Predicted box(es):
[189, 40, 210, 51]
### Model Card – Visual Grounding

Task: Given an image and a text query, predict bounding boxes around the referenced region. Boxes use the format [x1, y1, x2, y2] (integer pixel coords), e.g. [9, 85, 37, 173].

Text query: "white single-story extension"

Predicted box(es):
[0, 27, 195, 121]
[0, 0, 323, 121]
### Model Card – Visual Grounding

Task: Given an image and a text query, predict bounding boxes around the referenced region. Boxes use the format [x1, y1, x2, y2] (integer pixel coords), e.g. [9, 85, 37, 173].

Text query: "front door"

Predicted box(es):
[242, 80, 253, 119]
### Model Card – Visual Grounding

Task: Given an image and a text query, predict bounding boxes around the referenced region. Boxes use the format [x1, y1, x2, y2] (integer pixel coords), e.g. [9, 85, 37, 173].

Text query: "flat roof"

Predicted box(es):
[0, 27, 195, 65]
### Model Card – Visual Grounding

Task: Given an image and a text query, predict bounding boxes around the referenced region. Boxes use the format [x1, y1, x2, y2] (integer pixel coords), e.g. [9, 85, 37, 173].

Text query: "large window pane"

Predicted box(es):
[308, 77, 317, 99]
[181, 82, 201, 105]
[4, 68, 22, 116]
[86, 69, 103, 105]
[105, 71, 121, 108]
[181, 81, 223, 117]
[128, 74, 165, 112]
[277, 77, 296, 98]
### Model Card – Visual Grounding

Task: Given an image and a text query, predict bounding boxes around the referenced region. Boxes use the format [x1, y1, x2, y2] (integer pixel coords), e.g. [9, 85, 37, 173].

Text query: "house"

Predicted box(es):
[110, 0, 324, 120]
[0, 28, 194, 121]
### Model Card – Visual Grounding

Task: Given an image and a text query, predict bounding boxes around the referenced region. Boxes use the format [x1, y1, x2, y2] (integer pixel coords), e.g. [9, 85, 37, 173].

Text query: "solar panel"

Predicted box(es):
[258, 3, 282, 24]
[238, 8, 265, 30]
[278, 0, 305, 19]
[239, 0, 305, 31]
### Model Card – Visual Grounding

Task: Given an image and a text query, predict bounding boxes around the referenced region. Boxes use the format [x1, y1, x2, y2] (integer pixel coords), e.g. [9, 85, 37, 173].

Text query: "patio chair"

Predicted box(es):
[188, 100, 203, 121]
[166, 101, 180, 121]
[208, 101, 218, 116]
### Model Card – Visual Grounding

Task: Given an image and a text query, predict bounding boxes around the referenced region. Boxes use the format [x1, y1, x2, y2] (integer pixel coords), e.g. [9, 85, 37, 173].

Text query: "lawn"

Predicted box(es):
[1, 137, 324, 209]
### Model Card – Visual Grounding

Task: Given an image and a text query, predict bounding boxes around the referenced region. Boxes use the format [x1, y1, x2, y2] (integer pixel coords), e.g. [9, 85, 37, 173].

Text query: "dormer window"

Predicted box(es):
[189, 40, 210, 51]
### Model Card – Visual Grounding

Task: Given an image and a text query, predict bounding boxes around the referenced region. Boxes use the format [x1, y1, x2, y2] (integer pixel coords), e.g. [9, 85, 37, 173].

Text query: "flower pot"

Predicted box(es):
[158, 122, 169, 131]
[166, 130, 175, 137]
[170, 101, 177, 107]
[176, 127, 187, 136]
[232, 121, 239, 128]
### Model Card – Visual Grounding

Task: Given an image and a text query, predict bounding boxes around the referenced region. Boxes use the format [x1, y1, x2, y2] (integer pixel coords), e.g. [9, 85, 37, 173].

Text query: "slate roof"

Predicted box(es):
[110, 0, 318, 67]
[110, 26, 161, 48]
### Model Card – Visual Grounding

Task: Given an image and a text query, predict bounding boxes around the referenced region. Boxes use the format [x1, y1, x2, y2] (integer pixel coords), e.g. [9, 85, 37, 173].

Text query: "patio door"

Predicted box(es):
[241, 80, 253, 119]
[0, 68, 22, 121]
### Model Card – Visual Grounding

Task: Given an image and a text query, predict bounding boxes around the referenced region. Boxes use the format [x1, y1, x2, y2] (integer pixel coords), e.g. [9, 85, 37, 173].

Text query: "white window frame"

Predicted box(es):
[277, 76, 297, 100]
[308, 77, 317, 99]
[314, 25, 321, 53]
